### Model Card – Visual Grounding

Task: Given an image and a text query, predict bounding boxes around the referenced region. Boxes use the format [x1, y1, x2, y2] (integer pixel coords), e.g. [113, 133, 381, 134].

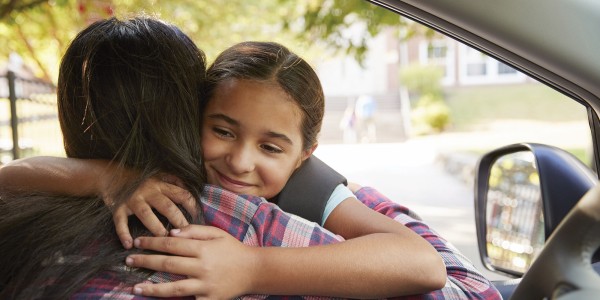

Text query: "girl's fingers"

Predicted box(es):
[171, 224, 227, 240]
[147, 193, 189, 229]
[132, 203, 168, 237]
[126, 254, 198, 275]
[133, 279, 205, 298]
[113, 207, 133, 249]
[161, 182, 198, 220]
[160, 173, 186, 189]
[134, 236, 198, 257]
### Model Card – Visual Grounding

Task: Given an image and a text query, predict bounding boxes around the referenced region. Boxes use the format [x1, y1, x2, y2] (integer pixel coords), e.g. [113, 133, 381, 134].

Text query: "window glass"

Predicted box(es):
[315, 15, 592, 281]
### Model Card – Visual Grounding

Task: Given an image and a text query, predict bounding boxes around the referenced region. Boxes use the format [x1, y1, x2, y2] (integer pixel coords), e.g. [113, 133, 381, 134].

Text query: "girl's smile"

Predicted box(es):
[213, 169, 255, 190]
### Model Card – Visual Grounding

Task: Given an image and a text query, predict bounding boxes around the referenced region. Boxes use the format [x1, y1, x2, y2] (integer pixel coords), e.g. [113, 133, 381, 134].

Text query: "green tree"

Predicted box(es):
[0, 0, 425, 82]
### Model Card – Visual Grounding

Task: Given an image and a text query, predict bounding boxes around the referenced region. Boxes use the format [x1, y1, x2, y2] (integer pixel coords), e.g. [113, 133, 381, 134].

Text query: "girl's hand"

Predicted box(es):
[110, 175, 198, 249]
[125, 225, 258, 299]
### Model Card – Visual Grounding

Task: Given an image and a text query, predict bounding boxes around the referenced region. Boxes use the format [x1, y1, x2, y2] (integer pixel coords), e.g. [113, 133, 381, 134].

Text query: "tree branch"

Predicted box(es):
[15, 23, 52, 82]
[0, 0, 48, 21]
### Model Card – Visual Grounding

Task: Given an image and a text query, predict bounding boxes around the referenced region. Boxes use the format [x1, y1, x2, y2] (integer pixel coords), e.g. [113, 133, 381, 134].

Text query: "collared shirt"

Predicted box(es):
[73, 185, 501, 299]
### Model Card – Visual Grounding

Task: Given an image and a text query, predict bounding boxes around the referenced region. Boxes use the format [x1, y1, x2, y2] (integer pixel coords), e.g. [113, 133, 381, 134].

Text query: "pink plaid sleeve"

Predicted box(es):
[354, 187, 502, 300]
[200, 185, 343, 247]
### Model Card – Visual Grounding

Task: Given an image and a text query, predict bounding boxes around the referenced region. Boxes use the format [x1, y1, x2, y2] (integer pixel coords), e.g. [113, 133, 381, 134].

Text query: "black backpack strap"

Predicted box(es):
[274, 155, 347, 224]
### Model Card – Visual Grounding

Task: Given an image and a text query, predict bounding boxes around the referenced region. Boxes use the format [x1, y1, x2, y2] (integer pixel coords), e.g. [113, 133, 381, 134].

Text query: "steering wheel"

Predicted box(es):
[510, 183, 600, 299]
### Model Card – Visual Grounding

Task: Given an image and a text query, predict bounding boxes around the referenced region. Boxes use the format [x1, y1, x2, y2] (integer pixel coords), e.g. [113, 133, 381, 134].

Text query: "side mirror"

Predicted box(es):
[475, 143, 597, 277]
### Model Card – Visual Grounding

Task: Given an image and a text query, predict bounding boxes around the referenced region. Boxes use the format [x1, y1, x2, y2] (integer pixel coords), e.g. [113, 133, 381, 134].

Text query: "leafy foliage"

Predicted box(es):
[0, 0, 84, 81]
[289, 0, 403, 65]
[400, 63, 450, 133]
[0, 0, 417, 82]
[400, 64, 444, 98]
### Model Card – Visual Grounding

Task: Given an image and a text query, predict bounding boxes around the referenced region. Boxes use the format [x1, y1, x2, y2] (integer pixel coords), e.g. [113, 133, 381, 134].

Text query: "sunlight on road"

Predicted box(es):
[315, 141, 511, 281]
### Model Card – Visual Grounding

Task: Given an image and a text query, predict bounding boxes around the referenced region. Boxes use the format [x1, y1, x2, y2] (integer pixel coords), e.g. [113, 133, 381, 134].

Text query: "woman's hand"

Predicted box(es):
[109, 175, 198, 249]
[125, 225, 258, 299]
[347, 182, 363, 193]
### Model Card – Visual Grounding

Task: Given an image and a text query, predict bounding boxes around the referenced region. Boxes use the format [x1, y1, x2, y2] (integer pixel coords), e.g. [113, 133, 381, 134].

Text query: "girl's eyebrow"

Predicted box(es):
[266, 131, 294, 145]
[208, 113, 294, 145]
[207, 113, 239, 126]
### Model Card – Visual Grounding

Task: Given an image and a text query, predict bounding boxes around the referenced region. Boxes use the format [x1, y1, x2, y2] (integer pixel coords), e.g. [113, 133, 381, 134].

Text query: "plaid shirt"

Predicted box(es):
[73, 185, 501, 299]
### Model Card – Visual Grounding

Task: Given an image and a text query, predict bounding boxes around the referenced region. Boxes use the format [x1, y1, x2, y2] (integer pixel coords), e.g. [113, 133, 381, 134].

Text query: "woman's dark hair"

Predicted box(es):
[0, 16, 206, 298]
[205, 41, 325, 150]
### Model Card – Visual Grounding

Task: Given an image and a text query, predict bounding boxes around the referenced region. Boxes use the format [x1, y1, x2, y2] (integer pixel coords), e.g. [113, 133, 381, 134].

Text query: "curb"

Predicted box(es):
[437, 151, 480, 186]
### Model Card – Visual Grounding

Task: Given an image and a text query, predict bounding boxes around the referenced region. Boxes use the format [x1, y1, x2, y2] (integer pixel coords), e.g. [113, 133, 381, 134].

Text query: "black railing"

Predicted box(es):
[0, 70, 57, 160]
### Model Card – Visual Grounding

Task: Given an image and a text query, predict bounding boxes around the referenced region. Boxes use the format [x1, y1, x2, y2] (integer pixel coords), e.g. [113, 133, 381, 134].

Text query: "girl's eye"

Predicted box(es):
[260, 144, 284, 154]
[212, 127, 234, 139]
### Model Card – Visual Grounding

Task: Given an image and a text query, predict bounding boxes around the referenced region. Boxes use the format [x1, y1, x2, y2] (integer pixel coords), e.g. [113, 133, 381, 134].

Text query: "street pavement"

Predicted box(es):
[314, 141, 511, 281]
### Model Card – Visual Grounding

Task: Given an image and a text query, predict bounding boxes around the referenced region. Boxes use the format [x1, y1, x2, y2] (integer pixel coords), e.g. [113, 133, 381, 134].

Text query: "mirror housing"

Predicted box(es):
[475, 143, 597, 277]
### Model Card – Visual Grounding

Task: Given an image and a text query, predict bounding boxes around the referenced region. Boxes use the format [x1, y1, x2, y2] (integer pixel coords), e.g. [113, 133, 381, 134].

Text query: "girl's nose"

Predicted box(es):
[226, 144, 255, 174]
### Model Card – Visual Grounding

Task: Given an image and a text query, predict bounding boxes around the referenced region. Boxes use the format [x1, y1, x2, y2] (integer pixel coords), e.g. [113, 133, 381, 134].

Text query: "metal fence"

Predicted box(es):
[0, 71, 61, 163]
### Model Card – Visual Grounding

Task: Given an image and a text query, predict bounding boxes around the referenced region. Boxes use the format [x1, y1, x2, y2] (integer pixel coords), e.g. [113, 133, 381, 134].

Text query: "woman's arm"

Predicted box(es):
[0, 156, 110, 196]
[0, 156, 195, 248]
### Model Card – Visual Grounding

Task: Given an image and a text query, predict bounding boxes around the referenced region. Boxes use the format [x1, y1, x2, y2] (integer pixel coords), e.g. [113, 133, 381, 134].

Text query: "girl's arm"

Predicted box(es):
[0, 156, 195, 248]
[127, 203, 447, 298]
[355, 185, 502, 299]
[129, 224, 445, 299]
[127, 186, 500, 299]
[252, 218, 447, 297]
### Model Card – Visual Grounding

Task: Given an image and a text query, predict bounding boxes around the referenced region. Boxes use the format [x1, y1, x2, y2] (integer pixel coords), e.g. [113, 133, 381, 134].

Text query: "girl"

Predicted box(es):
[0, 35, 500, 299]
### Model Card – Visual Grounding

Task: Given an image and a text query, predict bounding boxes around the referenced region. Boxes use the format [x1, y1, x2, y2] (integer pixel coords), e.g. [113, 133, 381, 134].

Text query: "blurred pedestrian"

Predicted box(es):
[355, 94, 377, 143]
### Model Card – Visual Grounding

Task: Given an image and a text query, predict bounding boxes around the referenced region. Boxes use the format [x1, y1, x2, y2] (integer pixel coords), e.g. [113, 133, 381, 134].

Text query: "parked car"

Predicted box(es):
[367, 0, 600, 299]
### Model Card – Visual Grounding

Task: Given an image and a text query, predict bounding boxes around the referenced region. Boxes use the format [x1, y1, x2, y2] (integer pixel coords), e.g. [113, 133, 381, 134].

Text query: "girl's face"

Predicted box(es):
[202, 78, 314, 199]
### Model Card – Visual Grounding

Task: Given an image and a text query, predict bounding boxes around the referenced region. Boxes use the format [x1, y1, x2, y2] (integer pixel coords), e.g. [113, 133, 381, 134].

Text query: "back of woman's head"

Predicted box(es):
[0, 16, 207, 298]
[206, 41, 325, 150]
[59, 16, 206, 192]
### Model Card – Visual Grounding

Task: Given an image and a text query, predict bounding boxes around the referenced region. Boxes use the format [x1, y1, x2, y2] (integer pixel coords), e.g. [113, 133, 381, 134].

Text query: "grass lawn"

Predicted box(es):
[445, 83, 588, 131]
[441, 83, 592, 165]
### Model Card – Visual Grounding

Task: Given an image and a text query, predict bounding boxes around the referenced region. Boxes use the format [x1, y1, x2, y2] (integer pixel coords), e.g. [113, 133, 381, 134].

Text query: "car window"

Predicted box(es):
[313, 21, 592, 281]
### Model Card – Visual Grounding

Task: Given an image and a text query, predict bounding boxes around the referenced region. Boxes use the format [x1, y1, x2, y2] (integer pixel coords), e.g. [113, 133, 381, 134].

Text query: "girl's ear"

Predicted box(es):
[302, 143, 318, 161]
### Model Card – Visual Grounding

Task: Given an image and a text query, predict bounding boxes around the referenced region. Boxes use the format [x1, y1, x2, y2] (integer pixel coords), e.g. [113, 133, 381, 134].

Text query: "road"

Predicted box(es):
[314, 141, 511, 281]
